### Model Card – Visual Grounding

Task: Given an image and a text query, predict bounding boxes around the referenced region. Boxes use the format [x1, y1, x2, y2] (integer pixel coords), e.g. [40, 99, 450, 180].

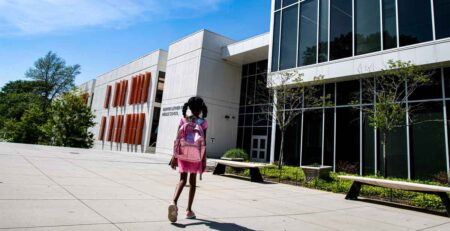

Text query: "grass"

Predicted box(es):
[225, 165, 448, 213]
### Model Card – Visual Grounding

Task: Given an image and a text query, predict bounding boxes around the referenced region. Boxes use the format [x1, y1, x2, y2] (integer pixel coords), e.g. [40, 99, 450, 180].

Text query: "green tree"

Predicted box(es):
[26, 51, 81, 110]
[0, 80, 42, 121]
[42, 90, 95, 148]
[260, 71, 331, 169]
[361, 60, 431, 178]
[1, 105, 46, 143]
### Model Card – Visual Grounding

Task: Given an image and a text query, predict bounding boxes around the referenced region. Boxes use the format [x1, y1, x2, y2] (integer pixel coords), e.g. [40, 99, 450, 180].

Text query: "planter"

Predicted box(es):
[220, 157, 244, 162]
[301, 165, 332, 182]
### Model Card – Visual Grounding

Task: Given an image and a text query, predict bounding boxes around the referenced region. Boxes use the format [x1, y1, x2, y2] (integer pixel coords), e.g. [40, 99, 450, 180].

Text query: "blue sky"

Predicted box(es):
[0, 0, 271, 88]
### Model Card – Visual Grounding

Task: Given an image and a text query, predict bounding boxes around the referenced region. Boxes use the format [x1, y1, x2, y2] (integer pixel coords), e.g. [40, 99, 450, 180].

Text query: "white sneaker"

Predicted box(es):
[186, 211, 196, 219]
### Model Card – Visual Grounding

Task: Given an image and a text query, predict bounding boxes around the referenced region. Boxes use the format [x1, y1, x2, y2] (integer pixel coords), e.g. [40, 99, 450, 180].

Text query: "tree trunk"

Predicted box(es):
[278, 131, 285, 170]
[382, 132, 387, 178]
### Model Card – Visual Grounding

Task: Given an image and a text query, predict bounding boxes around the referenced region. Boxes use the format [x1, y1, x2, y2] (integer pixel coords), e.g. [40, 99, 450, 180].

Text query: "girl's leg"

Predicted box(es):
[173, 173, 188, 205]
[187, 173, 197, 212]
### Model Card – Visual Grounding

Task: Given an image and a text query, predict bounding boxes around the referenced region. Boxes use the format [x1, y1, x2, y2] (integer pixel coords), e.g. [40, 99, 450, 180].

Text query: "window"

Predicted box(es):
[298, 0, 318, 66]
[272, 12, 281, 71]
[155, 72, 165, 103]
[275, 0, 282, 10]
[355, 0, 381, 55]
[410, 102, 446, 179]
[280, 4, 298, 70]
[398, 0, 433, 46]
[302, 110, 322, 165]
[382, 0, 397, 49]
[330, 0, 353, 60]
[434, 0, 450, 39]
[318, 0, 329, 63]
[336, 108, 360, 173]
[283, 0, 298, 7]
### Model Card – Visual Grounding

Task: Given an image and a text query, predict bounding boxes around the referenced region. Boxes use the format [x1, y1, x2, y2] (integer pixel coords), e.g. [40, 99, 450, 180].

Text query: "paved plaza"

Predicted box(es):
[0, 143, 449, 230]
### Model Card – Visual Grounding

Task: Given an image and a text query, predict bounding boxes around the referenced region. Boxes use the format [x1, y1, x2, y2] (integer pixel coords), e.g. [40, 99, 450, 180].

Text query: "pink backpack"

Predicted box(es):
[173, 119, 206, 163]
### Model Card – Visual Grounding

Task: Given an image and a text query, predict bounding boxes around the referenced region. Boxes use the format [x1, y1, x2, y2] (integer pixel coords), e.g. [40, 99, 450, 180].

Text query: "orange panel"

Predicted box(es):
[114, 115, 124, 143]
[98, 116, 106, 140]
[142, 72, 151, 103]
[104, 85, 112, 108]
[129, 77, 136, 105]
[121, 80, 128, 106]
[124, 114, 132, 143]
[112, 82, 120, 107]
[136, 75, 143, 104]
[129, 114, 136, 144]
[135, 113, 145, 145]
[106, 116, 115, 142]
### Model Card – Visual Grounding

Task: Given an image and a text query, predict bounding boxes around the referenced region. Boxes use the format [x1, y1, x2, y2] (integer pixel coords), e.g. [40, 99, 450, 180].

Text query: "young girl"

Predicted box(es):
[169, 97, 208, 223]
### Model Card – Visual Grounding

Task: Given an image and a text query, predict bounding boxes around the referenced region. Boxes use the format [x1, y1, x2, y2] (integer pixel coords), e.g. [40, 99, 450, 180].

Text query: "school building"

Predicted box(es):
[80, 0, 450, 180]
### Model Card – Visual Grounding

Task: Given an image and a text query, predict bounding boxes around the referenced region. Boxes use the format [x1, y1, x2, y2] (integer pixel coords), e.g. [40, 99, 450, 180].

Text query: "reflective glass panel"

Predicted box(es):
[336, 108, 360, 174]
[382, 0, 397, 49]
[298, 0, 318, 66]
[283, 0, 298, 7]
[355, 0, 381, 55]
[318, 0, 329, 63]
[275, 0, 282, 10]
[280, 4, 298, 70]
[398, 0, 433, 46]
[302, 110, 322, 165]
[330, 0, 353, 60]
[410, 102, 447, 180]
[272, 12, 281, 71]
[434, 0, 450, 39]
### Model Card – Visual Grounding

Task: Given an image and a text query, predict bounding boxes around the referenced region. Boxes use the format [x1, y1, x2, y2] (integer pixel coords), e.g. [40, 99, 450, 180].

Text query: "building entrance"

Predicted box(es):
[251, 135, 267, 162]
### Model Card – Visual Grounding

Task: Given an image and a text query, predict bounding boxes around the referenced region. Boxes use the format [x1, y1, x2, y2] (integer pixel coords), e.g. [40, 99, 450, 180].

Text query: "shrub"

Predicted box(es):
[229, 165, 448, 212]
[223, 148, 249, 161]
[336, 161, 359, 174]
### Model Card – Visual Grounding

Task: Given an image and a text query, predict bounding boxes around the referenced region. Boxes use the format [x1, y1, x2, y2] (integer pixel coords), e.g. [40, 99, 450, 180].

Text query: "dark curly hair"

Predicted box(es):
[182, 97, 208, 118]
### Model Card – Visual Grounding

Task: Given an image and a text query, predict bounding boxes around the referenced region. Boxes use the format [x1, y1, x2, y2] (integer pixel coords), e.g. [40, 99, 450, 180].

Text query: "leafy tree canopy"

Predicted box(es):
[42, 90, 95, 148]
[26, 51, 80, 110]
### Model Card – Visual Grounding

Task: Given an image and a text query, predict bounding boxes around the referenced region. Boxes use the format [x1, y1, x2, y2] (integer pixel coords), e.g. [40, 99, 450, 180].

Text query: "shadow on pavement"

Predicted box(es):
[358, 198, 448, 217]
[171, 218, 256, 231]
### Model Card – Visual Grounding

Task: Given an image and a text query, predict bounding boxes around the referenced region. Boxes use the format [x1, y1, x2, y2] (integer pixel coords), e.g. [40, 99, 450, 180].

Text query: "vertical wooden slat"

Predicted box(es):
[121, 80, 128, 106]
[115, 115, 124, 143]
[142, 72, 151, 103]
[130, 114, 137, 144]
[135, 113, 145, 145]
[104, 85, 112, 109]
[137, 75, 144, 104]
[98, 116, 107, 140]
[112, 82, 120, 107]
[129, 76, 136, 105]
[106, 116, 115, 141]
[124, 114, 131, 143]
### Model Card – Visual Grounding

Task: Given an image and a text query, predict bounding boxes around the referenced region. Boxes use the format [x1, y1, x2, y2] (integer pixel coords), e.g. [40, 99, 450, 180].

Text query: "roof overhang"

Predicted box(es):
[222, 32, 269, 65]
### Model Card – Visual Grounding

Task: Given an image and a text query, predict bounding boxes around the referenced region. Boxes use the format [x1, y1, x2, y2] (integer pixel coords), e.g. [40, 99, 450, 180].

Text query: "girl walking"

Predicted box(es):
[169, 97, 208, 223]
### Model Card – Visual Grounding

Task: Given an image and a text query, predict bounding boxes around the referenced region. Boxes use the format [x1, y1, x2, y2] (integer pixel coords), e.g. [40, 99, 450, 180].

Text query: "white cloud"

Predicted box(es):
[0, 0, 228, 35]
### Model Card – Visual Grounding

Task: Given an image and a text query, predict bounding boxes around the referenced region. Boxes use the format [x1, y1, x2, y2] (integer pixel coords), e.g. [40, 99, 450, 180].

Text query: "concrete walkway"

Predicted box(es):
[0, 143, 449, 231]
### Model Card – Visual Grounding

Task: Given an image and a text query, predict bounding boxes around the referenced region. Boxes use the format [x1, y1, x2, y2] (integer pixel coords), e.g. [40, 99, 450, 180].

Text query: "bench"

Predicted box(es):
[338, 175, 450, 216]
[211, 159, 268, 182]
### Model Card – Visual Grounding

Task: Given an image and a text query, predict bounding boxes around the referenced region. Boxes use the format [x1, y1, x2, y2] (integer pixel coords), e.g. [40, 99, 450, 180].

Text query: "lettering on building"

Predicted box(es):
[162, 105, 182, 117]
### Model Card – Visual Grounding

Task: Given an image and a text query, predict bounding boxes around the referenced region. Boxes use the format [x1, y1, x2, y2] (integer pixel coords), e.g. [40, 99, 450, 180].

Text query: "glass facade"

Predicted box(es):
[270, 67, 450, 180]
[398, 0, 433, 46]
[298, 0, 318, 66]
[330, 0, 353, 60]
[280, 4, 298, 70]
[272, 0, 450, 71]
[434, 0, 450, 39]
[355, 0, 381, 55]
[237, 60, 272, 162]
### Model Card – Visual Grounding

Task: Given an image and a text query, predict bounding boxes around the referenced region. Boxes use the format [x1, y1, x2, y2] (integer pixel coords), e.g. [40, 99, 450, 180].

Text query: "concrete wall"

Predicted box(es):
[90, 49, 167, 153]
[77, 79, 96, 107]
[156, 30, 241, 158]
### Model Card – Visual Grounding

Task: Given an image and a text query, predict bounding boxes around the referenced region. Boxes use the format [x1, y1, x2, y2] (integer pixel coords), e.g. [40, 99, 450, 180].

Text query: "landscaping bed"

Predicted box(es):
[225, 165, 448, 213]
